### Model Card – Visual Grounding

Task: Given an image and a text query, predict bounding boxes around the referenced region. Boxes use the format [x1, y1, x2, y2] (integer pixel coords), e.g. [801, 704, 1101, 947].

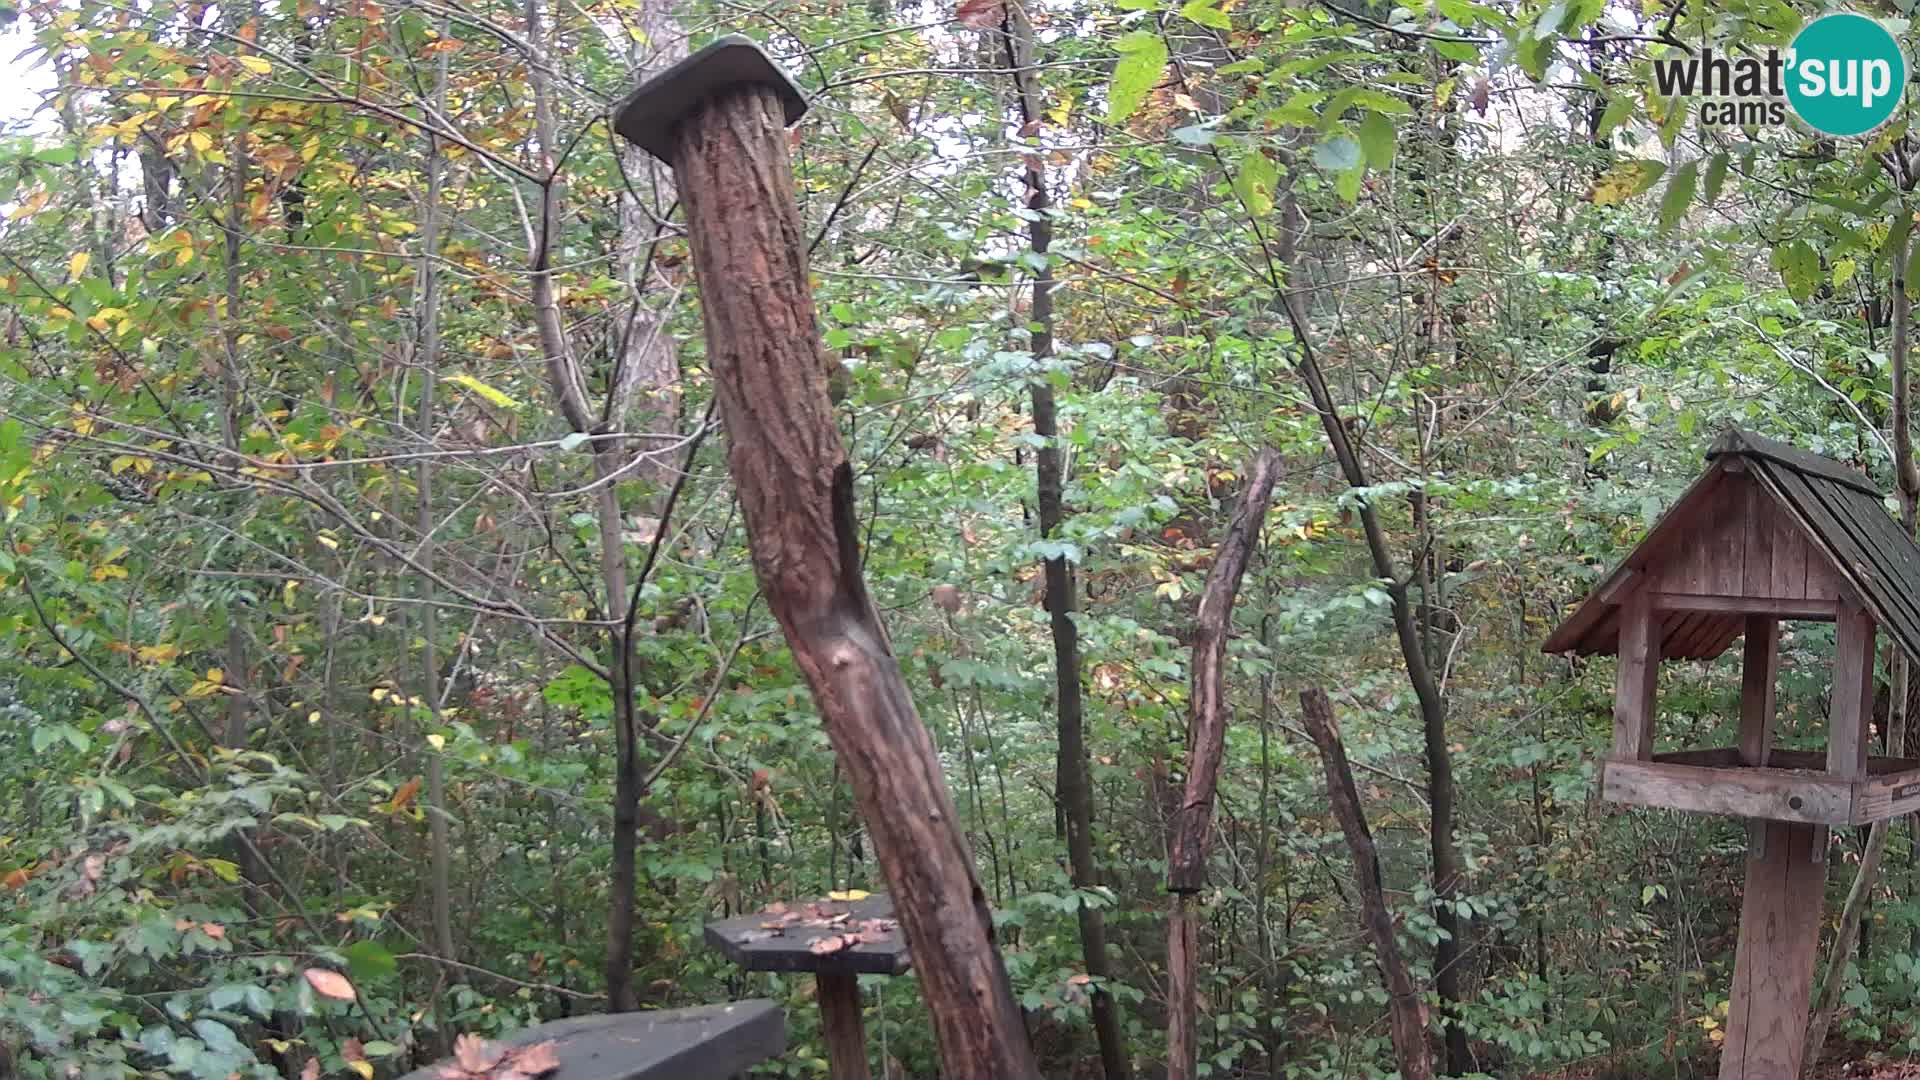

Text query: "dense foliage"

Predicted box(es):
[5, 0, 1920, 1075]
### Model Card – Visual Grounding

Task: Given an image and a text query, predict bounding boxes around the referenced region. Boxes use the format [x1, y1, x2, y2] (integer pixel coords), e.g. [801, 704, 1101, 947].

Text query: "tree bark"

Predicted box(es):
[665, 83, 1040, 1079]
[1166, 447, 1282, 1080]
[999, 7, 1127, 1076]
[414, 20, 457, 976]
[1300, 687, 1434, 1080]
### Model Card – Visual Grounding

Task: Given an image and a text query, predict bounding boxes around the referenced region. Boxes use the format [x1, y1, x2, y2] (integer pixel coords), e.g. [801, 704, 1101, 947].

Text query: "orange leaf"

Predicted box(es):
[343, 1038, 367, 1064]
[453, 1034, 503, 1073]
[510, 1041, 560, 1076]
[955, 0, 1003, 27]
[2, 867, 29, 891]
[303, 968, 357, 1002]
[385, 776, 422, 814]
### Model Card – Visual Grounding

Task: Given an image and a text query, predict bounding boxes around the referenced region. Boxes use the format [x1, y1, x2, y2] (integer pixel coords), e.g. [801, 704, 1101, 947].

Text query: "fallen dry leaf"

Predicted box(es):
[453, 1034, 504, 1074]
[302, 1057, 320, 1080]
[512, 1040, 560, 1075]
[303, 968, 357, 1002]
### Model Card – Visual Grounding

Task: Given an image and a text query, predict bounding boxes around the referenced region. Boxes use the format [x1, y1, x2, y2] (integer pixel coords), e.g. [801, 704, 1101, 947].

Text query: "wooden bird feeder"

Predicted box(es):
[705, 894, 909, 1080]
[1545, 429, 1920, 1077]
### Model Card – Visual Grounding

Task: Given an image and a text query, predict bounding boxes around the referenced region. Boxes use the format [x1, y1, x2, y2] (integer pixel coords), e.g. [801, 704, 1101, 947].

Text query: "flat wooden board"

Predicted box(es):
[705, 894, 911, 976]
[398, 1001, 786, 1080]
[1605, 753, 1920, 824]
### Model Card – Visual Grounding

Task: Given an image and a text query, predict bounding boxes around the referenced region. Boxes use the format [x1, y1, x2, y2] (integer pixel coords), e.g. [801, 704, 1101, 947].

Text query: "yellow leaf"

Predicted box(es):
[348, 1062, 373, 1080]
[205, 668, 223, 684]
[137, 643, 181, 664]
[187, 130, 212, 153]
[827, 889, 870, 902]
[316, 534, 339, 550]
[237, 55, 272, 75]
[442, 373, 521, 409]
[68, 251, 90, 279]
[427, 733, 446, 751]
[1589, 160, 1664, 206]
[370, 687, 389, 701]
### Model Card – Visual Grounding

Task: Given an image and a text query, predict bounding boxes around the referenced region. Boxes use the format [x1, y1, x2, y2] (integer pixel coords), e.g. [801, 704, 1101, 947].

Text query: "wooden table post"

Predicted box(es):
[614, 38, 1040, 1080]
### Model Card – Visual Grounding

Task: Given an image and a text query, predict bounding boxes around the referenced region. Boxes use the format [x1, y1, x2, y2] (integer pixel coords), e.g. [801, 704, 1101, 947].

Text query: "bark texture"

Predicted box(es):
[667, 84, 1040, 1079]
[1166, 447, 1282, 1080]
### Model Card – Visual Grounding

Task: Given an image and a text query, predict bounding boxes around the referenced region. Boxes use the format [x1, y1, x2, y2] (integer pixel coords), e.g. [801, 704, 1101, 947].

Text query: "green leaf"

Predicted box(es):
[1590, 160, 1665, 205]
[1335, 164, 1365, 204]
[1234, 151, 1278, 217]
[1595, 94, 1635, 140]
[341, 940, 398, 980]
[1775, 240, 1820, 300]
[1106, 31, 1168, 124]
[1357, 111, 1396, 171]
[1179, 0, 1232, 28]
[1313, 136, 1363, 173]
[1906, 243, 1920, 299]
[1702, 152, 1729, 204]
[1658, 160, 1697, 234]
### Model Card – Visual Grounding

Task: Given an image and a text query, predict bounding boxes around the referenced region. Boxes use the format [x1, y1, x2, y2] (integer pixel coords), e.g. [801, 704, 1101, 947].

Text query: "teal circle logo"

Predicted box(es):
[1785, 13, 1907, 137]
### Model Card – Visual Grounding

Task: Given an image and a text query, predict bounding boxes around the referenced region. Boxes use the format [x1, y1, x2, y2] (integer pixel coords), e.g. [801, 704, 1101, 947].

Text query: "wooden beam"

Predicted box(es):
[1740, 617, 1779, 767]
[1718, 821, 1825, 1079]
[817, 973, 871, 1080]
[1602, 759, 1853, 824]
[1830, 598, 1876, 780]
[1614, 589, 1659, 760]
[1650, 594, 1838, 620]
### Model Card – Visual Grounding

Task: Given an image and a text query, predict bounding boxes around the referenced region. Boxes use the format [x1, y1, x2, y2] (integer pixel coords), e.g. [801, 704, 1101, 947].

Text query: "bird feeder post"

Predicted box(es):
[613, 38, 1040, 1080]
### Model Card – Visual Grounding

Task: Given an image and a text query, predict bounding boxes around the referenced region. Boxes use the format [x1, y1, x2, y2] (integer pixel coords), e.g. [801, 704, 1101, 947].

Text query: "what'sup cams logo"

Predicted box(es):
[1651, 13, 1908, 137]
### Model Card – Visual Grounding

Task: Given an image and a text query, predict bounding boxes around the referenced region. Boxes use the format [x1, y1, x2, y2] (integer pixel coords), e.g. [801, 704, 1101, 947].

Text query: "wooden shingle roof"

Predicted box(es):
[1543, 429, 1920, 661]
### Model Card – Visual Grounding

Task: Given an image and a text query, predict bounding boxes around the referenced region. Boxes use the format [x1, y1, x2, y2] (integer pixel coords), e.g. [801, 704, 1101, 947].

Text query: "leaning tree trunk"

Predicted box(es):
[654, 77, 1041, 1079]
[1166, 448, 1282, 1080]
[1300, 688, 1435, 1080]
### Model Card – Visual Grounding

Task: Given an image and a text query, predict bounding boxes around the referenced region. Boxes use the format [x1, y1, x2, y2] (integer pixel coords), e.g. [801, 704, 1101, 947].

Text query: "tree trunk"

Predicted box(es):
[1166, 448, 1282, 1080]
[414, 21, 457, 977]
[1299, 687, 1435, 1080]
[999, 6, 1127, 1075]
[665, 82, 1040, 1079]
[1264, 189, 1470, 1074]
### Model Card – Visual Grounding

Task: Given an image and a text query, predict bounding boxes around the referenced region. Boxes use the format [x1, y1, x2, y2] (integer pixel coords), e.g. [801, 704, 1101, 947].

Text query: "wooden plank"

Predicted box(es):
[1649, 593, 1837, 620]
[1769, 467, 1920, 655]
[1717, 821, 1826, 1079]
[1659, 611, 1700, 659]
[1741, 617, 1779, 767]
[1829, 598, 1876, 781]
[1712, 430, 1885, 496]
[1771, 497, 1808, 601]
[1601, 759, 1853, 824]
[1652, 748, 1743, 768]
[1744, 479, 1774, 598]
[1678, 614, 1735, 659]
[1710, 477, 1748, 597]
[1853, 766, 1920, 823]
[398, 1002, 786, 1080]
[1650, 748, 1915, 774]
[1614, 590, 1660, 761]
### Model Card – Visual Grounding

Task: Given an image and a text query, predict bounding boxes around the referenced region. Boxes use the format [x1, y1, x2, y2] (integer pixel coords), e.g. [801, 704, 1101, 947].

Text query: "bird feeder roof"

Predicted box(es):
[1543, 429, 1920, 661]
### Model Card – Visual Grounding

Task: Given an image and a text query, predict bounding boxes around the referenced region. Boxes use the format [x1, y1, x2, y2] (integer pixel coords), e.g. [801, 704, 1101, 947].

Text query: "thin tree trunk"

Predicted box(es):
[414, 24, 457, 976]
[1166, 448, 1282, 1080]
[1258, 187, 1470, 1073]
[998, 7, 1126, 1076]
[658, 80, 1041, 1078]
[1299, 687, 1435, 1080]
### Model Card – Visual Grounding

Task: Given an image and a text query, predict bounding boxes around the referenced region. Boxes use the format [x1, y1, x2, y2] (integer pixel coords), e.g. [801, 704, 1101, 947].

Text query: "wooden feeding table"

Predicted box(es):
[397, 1000, 785, 1080]
[1545, 429, 1920, 1078]
[705, 894, 908, 1080]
